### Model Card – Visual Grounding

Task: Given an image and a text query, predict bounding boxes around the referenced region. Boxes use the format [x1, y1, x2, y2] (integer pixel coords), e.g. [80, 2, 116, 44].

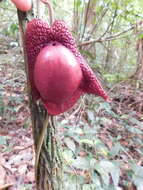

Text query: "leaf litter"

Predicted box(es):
[0, 35, 143, 190]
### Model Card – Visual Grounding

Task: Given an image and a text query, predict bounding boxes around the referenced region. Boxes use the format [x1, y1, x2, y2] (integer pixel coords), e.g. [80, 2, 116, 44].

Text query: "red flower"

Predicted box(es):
[25, 19, 109, 115]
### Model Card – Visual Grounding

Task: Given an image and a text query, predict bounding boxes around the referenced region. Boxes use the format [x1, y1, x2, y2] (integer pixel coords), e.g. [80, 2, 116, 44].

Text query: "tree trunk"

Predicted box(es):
[135, 38, 143, 85]
[17, 3, 62, 190]
[85, 0, 96, 27]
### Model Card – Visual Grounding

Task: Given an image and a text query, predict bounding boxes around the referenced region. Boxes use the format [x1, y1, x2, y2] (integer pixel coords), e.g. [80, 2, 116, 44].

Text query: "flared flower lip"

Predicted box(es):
[25, 19, 110, 115]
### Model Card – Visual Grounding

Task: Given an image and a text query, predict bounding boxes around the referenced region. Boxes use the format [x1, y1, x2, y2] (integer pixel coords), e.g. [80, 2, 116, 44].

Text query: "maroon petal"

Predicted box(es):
[44, 89, 83, 115]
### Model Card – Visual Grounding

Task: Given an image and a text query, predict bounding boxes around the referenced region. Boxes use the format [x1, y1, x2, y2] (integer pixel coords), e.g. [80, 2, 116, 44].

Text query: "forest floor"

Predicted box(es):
[0, 35, 143, 190]
[0, 36, 35, 190]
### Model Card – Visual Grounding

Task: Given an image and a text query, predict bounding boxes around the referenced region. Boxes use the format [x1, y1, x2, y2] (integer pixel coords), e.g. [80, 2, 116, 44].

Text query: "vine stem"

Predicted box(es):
[40, 0, 54, 25]
[35, 113, 49, 178]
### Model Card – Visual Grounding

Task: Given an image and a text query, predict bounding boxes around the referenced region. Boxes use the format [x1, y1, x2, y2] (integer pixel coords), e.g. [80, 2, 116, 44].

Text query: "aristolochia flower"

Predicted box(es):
[25, 19, 109, 115]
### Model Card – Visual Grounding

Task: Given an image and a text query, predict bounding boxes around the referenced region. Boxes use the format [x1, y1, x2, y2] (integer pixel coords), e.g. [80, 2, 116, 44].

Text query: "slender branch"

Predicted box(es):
[73, 0, 76, 30]
[90, 7, 109, 36]
[99, 7, 118, 39]
[40, 0, 54, 25]
[35, 113, 49, 177]
[78, 25, 135, 47]
[81, 0, 91, 40]
[37, 0, 41, 17]
[17, 10, 32, 97]
[78, 1, 85, 40]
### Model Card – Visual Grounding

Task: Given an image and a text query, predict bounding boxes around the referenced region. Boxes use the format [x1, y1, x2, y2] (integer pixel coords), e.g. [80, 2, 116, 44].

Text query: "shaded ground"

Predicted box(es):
[0, 35, 35, 190]
[0, 35, 143, 190]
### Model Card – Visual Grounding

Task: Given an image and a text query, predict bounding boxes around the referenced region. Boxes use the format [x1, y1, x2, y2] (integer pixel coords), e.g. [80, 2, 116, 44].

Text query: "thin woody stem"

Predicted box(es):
[37, 0, 41, 17]
[40, 0, 54, 25]
[35, 113, 49, 179]
[78, 25, 135, 47]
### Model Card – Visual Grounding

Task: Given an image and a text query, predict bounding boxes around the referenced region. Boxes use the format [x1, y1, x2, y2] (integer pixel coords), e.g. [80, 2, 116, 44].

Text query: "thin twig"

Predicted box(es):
[99, 7, 118, 39]
[81, 0, 91, 41]
[78, 25, 135, 47]
[37, 0, 41, 17]
[17, 10, 32, 94]
[9, 143, 33, 153]
[78, 1, 85, 41]
[35, 113, 49, 176]
[90, 7, 109, 36]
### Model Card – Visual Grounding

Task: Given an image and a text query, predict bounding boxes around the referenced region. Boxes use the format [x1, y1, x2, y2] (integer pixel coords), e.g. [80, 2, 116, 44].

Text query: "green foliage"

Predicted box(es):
[0, 136, 7, 146]
[131, 164, 143, 190]
[0, 95, 4, 116]
[104, 73, 126, 83]
[0, 1, 18, 37]
[58, 93, 143, 189]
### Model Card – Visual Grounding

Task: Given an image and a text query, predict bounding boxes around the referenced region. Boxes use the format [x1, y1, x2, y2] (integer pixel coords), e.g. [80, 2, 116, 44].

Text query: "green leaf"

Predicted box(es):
[82, 184, 104, 190]
[91, 172, 103, 189]
[94, 162, 110, 186]
[127, 126, 142, 134]
[129, 164, 143, 190]
[62, 150, 74, 164]
[138, 33, 143, 39]
[64, 137, 76, 153]
[133, 176, 143, 190]
[94, 160, 120, 187]
[80, 139, 94, 145]
[72, 156, 90, 170]
[131, 164, 143, 178]
[0, 136, 7, 145]
[110, 143, 123, 156]
[129, 117, 143, 128]
[100, 117, 112, 126]
[87, 110, 95, 123]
